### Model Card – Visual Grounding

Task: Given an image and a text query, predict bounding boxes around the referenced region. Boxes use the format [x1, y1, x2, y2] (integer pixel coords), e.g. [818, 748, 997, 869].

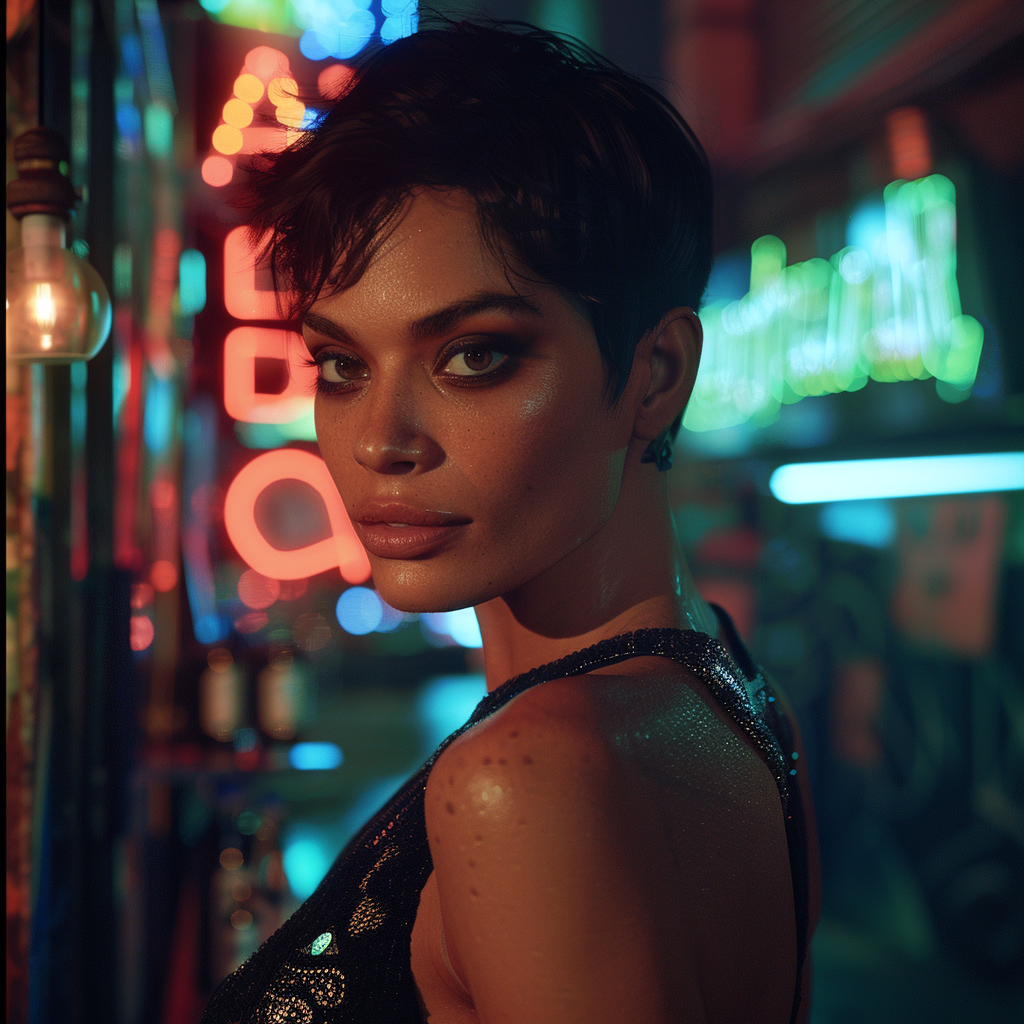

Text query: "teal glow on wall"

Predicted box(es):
[686, 175, 984, 433]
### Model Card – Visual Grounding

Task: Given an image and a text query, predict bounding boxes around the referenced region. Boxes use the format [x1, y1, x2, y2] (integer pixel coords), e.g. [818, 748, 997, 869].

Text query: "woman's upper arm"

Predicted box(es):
[424, 707, 679, 1024]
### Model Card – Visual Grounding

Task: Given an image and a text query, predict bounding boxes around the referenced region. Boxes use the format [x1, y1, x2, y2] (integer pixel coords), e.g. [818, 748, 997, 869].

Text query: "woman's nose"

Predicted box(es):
[352, 380, 443, 475]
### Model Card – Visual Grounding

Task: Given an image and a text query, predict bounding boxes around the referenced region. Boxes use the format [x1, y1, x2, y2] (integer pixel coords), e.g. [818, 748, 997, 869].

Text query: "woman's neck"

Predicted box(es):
[473, 468, 717, 691]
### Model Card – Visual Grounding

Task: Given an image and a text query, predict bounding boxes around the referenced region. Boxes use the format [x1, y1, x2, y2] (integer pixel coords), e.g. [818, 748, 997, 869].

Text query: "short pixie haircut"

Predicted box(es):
[246, 21, 712, 423]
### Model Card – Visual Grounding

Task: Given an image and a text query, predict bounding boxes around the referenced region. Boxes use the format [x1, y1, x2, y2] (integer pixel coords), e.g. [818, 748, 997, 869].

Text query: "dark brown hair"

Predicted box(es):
[245, 20, 712, 424]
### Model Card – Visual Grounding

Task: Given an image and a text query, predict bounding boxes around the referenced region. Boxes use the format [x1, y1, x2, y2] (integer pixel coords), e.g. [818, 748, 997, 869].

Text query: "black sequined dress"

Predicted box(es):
[202, 611, 811, 1024]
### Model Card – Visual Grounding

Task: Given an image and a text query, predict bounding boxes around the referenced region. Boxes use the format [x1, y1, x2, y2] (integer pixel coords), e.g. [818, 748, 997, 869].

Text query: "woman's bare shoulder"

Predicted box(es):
[425, 675, 620, 832]
[423, 680, 690, 1023]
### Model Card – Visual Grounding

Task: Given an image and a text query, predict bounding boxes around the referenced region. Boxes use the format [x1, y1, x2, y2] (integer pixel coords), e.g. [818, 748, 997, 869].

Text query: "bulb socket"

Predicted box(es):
[6, 127, 77, 220]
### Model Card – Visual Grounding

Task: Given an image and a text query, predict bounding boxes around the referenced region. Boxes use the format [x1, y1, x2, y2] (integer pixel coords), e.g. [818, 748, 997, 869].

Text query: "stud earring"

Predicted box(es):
[640, 432, 673, 472]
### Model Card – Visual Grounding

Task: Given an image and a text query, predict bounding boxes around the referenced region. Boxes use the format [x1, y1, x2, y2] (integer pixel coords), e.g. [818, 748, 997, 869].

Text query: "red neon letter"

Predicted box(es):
[223, 226, 296, 321]
[224, 449, 371, 583]
[223, 326, 315, 424]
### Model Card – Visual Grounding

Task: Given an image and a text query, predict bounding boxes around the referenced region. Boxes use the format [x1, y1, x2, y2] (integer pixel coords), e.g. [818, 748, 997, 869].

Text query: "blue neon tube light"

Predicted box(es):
[288, 742, 344, 771]
[769, 452, 1024, 504]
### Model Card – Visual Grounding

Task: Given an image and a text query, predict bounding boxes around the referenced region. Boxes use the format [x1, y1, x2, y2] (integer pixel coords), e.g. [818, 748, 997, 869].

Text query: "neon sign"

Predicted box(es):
[219, 218, 367, 583]
[222, 326, 314, 424]
[685, 174, 984, 433]
[223, 227, 296, 320]
[205, 61, 368, 585]
[224, 448, 370, 583]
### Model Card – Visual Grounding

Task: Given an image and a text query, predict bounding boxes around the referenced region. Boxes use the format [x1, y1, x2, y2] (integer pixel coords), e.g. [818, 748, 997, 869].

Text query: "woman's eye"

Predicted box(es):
[442, 347, 509, 377]
[318, 353, 368, 384]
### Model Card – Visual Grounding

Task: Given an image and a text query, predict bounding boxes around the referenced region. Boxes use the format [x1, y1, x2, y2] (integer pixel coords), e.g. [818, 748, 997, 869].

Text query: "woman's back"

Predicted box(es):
[417, 660, 802, 1024]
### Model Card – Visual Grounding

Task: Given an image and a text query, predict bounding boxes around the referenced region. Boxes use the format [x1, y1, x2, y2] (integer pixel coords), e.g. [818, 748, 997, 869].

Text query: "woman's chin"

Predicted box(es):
[370, 573, 483, 617]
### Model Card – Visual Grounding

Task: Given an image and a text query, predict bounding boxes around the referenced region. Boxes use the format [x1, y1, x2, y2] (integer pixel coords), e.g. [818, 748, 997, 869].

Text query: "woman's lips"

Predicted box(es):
[352, 503, 471, 559]
[355, 522, 469, 559]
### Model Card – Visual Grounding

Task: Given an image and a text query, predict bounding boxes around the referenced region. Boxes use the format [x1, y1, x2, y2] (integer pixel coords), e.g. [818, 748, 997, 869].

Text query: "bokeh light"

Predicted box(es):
[151, 559, 178, 592]
[212, 123, 243, 155]
[144, 102, 174, 158]
[222, 97, 254, 129]
[237, 810, 262, 835]
[238, 568, 282, 609]
[381, 0, 419, 45]
[819, 500, 897, 548]
[421, 608, 483, 648]
[235, 609, 269, 634]
[178, 249, 207, 315]
[281, 828, 331, 901]
[335, 586, 382, 634]
[299, 31, 330, 62]
[233, 72, 264, 104]
[129, 615, 155, 652]
[288, 742, 344, 770]
[267, 77, 299, 107]
[417, 674, 487, 750]
[219, 847, 244, 871]
[149, 561, 177, 593]
[208, 647, 233, 671]
[245, 46, 289, 83]
[335, 586, 403, 635]
[275, 100, 306, 129]
[318, 64, 354, 99]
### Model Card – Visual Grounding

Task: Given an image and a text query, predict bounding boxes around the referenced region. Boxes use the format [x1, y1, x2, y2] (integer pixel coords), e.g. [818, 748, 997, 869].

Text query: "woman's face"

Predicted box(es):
[303, 189, 639, 613]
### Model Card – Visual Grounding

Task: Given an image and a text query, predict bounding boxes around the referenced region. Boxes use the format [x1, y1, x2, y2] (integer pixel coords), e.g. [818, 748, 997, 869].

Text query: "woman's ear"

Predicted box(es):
[632, 307, 703, 444]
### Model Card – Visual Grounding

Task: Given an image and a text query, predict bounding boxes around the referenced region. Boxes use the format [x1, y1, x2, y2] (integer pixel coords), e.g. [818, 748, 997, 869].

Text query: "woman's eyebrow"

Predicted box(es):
[300, 291, 541, 347]
[301, 312, 355, 346]
[408, 291, 542, 339]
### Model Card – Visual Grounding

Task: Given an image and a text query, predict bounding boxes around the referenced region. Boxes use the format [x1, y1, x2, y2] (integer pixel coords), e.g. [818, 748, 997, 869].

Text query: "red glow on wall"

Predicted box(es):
[223, 449, 371, 583]
[223, 227, 296, 321]
[222, 326, 315, 423]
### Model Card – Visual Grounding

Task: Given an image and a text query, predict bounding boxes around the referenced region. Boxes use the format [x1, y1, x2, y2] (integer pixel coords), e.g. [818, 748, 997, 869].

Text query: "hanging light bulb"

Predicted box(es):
[5, 127, 112, 363]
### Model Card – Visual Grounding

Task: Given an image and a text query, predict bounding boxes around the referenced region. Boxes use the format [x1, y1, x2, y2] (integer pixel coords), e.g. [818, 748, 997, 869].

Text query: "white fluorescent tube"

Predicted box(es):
[769, 452, 1024, 504]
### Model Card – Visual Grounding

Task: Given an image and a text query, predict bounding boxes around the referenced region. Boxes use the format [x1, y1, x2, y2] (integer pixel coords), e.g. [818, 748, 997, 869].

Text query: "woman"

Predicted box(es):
[204, 21, 819, 1024]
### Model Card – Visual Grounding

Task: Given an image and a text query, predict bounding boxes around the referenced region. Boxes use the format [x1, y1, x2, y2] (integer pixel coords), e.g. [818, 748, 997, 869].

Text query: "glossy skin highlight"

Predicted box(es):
[304, 190, 820, 1023]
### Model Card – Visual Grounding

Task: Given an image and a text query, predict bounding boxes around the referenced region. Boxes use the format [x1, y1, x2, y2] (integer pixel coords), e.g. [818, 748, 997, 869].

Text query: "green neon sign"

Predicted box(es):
[685, 174, 983, 433]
